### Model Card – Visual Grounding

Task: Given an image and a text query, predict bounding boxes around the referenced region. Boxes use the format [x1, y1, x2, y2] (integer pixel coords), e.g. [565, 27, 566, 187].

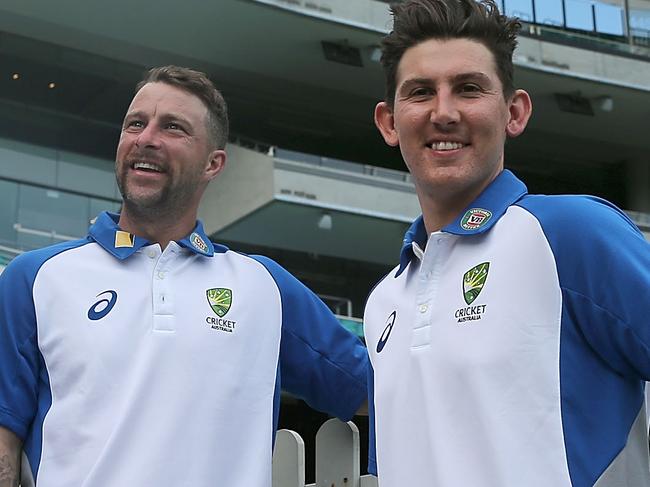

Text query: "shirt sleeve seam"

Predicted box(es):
[283, 325, 366, 388]
[562, 286, 650, 355]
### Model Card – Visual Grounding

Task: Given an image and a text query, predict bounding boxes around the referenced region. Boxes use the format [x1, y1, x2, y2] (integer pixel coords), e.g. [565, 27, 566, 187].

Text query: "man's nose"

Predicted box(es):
[430, 91, 460, 127]
[135, 124, 161, 149]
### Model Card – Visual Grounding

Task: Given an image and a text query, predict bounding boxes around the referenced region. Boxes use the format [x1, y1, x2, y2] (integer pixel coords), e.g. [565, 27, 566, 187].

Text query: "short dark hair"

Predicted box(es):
[380, 0, 521, 106]
[136, 66, 229, 149]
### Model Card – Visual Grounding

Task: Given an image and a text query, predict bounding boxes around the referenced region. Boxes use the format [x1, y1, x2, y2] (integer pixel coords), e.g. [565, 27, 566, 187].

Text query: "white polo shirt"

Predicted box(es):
[0, 212, 368, 487]
[365, 170, 650, 487]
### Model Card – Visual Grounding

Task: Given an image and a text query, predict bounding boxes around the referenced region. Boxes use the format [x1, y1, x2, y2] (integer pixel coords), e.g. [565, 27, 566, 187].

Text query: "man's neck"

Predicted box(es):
[417, 170, 502, 234]
[418, 185, 488, 235]
[118, 206, 197, 250]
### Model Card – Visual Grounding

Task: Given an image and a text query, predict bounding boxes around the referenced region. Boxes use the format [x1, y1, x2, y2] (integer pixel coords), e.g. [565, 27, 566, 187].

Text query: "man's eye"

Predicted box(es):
[410, 87, 433, 97]
[165, 123, 185, 131]
[460, 84, 482, 94]
[126, 120, 143, 128]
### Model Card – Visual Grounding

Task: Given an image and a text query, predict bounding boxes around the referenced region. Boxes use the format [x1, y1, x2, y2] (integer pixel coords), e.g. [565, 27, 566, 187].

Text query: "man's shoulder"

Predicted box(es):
[515, 193, 640, 238]
[3, 238, 91, 280]
[213, 250, 302, 292]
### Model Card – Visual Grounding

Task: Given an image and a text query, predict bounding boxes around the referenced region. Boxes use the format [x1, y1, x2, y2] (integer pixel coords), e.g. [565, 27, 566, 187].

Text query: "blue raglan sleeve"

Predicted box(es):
[367, 361, 377, 475]
[251, 255, 369, 420]
[520, 195, 650, 380]
[0, 254, 42, 439]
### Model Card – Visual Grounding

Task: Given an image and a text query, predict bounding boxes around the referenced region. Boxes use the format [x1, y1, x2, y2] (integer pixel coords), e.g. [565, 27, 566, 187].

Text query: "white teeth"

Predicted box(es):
[133, 162, 162, 172]
[430, 141, 464, 151]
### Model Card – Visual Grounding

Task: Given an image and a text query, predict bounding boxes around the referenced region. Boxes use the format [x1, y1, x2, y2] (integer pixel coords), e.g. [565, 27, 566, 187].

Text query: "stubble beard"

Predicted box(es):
[116, 168, 200, 223]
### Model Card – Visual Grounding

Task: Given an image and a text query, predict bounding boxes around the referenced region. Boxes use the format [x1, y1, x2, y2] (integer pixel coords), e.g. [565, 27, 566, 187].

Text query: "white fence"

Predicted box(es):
[272, 419, 377, 487]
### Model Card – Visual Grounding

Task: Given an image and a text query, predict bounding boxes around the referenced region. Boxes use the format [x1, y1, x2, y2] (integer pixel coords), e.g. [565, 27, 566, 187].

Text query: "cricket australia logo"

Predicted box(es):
[463, 262, 489, 304]
[205, 288, 237, 333]
[454, 262, 490, 324]
[460, 208, 492, 231]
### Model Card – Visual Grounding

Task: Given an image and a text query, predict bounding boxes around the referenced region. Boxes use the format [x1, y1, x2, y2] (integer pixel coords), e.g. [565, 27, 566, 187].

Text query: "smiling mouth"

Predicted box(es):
[131, 161, 165, 173]
[427, 141, 467, 151]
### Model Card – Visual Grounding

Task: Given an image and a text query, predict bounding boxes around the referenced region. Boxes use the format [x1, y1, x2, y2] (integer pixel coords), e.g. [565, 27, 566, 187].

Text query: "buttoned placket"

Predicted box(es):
[411, 232, 452, 349]
[146, 244, 180, 332]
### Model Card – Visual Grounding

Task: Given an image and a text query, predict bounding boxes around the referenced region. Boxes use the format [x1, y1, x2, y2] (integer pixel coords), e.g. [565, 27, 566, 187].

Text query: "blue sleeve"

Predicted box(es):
[519, 195, 650, 379]
[367, 361, 377, 476]
[0, 254, 42, 439]
[251, 255, 369, 420]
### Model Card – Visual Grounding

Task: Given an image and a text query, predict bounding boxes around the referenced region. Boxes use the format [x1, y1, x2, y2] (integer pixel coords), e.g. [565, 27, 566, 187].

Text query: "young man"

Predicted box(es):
[365, 1, 650, 486]
[0, 66, 368, 487]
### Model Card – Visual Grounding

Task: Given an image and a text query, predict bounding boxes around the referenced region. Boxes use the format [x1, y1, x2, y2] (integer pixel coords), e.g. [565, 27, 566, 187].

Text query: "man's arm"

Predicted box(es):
[251, 255, 369, 419]
[0, 426, 21, 487]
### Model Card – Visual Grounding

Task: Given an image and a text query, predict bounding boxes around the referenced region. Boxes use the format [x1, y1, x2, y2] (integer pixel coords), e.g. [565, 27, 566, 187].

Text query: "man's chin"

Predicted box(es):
[121, 193, 167, 214]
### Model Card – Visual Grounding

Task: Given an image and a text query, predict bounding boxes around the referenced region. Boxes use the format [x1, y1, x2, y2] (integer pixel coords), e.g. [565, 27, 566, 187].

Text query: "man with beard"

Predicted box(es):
[363, 0, 650, 486]
[0, 66, 368, 487]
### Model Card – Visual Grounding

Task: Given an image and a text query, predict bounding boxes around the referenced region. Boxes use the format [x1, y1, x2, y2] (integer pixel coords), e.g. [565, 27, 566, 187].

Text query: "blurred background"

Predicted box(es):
[1, 0, 650, 479]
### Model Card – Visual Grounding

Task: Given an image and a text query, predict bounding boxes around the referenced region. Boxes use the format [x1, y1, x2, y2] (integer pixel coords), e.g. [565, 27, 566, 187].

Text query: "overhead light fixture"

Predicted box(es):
[317, 213, 333, 231]
[555, 92, 593, 116]
[369, 46, 382, 63]
[593, 95, 614, 113]
[48, 82, 56, 89]
[555, 91, 614, 116]
[11, 73, 19, 80]
[321, 40, 363, 67]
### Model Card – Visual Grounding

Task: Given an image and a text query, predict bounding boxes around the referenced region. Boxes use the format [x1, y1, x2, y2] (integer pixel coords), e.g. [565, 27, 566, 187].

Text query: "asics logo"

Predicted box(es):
[376, 311, 396, 353]
[88, 290, 118, 321]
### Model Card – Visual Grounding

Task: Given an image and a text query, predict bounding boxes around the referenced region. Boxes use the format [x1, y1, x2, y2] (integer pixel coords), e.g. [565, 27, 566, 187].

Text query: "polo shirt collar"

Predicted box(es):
[88, 211, 227, 260]
[395, 170, 527, 276]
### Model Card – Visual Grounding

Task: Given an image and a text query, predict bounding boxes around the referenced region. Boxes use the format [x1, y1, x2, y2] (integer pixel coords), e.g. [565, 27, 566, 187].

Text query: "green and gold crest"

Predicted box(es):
[463, 262, 490, 305]
[206, 288, 232, 317]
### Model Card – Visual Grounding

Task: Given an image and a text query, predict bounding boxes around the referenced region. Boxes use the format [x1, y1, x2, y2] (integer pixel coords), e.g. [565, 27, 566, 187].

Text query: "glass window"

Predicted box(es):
[57, 151, 117, 199]
[17, 185, 89, 244]
[0, 179, 18, 248]
[630, 0, 650, 42]
[594, 2, 625, 35]
[0, 139, 57, 187]
[504, 0, 535, 22]
[566, 0, 595, 31]
[89, 197, 121, 223]
[535, 0, 565, 26]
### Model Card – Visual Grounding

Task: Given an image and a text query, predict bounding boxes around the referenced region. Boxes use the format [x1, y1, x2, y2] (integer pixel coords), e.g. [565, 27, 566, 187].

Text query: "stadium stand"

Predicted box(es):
[0, 0, 649, 480]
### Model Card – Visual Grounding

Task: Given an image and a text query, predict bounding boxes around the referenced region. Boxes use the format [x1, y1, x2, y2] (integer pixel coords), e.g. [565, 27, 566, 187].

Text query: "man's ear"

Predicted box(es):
[205, 149, 227, 181]
[506, 89, 533, 138]
[374, 101, 400, 147]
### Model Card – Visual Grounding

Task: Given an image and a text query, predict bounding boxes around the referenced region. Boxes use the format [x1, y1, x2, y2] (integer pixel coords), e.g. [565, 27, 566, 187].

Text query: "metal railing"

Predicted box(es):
[377, 0, 650, 56]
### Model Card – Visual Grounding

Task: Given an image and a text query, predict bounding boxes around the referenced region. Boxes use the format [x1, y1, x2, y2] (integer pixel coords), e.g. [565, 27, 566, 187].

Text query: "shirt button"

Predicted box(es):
[157, 271, 165, 280]
[147, 250, 156, 258]
[419, 304, 428, 313]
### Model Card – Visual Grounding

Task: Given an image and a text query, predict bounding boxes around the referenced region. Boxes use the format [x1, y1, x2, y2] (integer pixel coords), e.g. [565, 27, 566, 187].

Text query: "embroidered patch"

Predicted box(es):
[463, 262, 490, 305]
[206, 288, 232, 317]
[190, 232, 209, 253]
[460, 208, 492, 231]
[114, 231, 134, 248]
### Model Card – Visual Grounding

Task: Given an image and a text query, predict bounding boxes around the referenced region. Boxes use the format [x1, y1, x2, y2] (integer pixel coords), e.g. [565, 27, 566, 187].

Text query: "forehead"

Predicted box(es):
[126, 82, 208, 121]
[396, 38, 500, 87]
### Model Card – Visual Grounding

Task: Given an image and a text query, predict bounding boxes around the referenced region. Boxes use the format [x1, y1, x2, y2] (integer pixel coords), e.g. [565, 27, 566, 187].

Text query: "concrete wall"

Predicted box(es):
[199, 144, 276, 234]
